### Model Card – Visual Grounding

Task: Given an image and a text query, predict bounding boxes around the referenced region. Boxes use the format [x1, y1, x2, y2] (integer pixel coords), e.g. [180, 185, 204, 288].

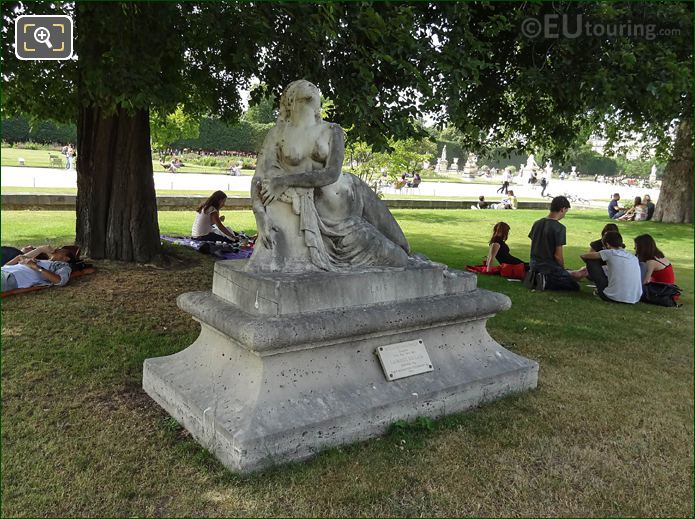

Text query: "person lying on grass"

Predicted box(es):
[579, 230, 642, 304]
[1, 247, 75, 293]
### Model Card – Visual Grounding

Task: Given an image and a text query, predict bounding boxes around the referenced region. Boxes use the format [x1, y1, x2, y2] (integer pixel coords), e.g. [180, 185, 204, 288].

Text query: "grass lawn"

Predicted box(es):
[1, 208, 692, 517]
[0, 186, 250, 198]
[1, 147, 254, 175]
[1, 186, 547, 203]
[1, 146, 68, 168]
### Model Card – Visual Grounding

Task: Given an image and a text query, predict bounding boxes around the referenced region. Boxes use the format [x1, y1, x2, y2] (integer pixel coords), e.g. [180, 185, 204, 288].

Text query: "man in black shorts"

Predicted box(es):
[524, 195, 580, 291]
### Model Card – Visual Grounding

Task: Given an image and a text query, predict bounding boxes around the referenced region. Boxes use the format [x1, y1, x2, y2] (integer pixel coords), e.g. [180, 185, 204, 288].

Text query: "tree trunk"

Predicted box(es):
[76, 105, 162, 262]
[653, 118, 693, 224]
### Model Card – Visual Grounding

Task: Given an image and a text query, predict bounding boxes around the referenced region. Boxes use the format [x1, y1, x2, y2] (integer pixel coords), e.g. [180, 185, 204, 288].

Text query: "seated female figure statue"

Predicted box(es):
[247, 80, 410, 273]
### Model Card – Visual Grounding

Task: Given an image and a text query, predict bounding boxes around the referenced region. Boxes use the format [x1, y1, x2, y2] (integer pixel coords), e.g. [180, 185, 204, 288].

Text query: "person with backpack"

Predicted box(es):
[634, 234, 681, 306]
[635, 234, 676, 285]
[580, 231, 642, 304]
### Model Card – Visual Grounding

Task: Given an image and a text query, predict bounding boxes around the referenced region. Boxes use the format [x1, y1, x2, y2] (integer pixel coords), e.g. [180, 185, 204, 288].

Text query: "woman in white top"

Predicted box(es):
[191, 190, 237, 243]
[618, 196, 648, 221]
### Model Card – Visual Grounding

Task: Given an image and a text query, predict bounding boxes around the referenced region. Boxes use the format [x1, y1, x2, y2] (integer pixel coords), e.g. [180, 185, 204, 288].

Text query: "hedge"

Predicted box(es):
[175, 117, 273, 152]
[2, 116, 76, 144]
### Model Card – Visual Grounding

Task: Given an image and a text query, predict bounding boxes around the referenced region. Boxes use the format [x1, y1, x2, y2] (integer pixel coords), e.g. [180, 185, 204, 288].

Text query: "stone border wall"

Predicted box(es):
[1, 193, 551, 211]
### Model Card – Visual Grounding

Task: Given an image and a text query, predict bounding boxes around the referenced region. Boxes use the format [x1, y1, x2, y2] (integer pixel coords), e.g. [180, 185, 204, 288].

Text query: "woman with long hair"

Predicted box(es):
[634, 234, 675, 284]
[485, 222, 527, 272]
[191, 190, 237, 243]
[618, 196, 647, 221]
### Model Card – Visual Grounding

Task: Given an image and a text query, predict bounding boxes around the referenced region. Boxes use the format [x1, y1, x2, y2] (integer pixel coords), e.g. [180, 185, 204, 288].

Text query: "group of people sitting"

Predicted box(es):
[472, 192, 518, 210]
[394, 173, 422, 190]
[160, 157, 184, 172]
[608, 192, 656, 221]
[484, 195, 677, 305]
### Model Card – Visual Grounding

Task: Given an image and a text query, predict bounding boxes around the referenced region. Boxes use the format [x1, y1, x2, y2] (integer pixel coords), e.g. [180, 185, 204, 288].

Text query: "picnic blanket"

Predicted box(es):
[1, 266, 97, 298]
[466, 261, 525, 280]
[161, 235, 253, 260]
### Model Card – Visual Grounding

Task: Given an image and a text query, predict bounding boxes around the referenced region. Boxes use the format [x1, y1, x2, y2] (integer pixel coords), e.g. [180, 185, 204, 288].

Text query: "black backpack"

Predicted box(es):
[641, 282, 682, 307]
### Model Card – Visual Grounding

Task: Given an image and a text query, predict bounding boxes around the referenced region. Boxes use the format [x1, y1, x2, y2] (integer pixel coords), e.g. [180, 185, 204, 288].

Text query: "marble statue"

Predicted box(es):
[522, 153, 539, 182]
[248, 80, 409, 273]
[544, 159, 553, 179]
[649, 164, 657, 183]
[436, 145, 448, 173]
[144, 78, 539, 475]
[462, 152, 478, 177]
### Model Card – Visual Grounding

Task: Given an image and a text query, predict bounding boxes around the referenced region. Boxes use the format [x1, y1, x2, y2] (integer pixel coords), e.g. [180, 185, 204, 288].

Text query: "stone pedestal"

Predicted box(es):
[143, 260, 538, 473]
[436, 159, 448, 173]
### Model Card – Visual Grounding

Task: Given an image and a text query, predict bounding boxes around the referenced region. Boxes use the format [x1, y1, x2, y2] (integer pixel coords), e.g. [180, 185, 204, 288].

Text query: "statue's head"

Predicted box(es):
[279, 80, 322, 124]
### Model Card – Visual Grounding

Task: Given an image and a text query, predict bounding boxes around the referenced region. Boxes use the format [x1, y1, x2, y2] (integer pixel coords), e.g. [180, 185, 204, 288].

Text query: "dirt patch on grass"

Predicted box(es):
[88, 382, 157, 414]
[65, 248, 214, 330]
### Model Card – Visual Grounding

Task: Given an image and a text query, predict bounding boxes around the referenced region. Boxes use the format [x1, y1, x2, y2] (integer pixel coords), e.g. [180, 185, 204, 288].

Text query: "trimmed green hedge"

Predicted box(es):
[175, 118, 273, 152]
[2, 116, 76, 144]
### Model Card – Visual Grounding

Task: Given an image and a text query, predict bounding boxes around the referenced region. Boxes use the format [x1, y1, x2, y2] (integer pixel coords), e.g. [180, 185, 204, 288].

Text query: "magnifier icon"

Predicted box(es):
[33, 26, 52, 49]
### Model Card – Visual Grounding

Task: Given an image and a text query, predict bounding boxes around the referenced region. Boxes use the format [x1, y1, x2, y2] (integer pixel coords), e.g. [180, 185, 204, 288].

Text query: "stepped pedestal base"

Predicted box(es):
[143, 261, 538, 473]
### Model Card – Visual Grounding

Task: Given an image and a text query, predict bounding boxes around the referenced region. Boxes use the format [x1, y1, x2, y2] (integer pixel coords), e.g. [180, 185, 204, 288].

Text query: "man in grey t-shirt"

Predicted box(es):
[525, 196, 579, 291]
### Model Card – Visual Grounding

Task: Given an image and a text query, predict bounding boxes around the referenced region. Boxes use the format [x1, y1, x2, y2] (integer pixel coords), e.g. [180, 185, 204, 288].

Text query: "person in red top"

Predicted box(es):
[634, 234, 676, 284]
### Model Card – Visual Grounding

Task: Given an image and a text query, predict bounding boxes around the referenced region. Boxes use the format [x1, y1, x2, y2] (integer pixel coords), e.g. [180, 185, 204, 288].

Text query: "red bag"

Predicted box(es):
[500, 262, 525, 280]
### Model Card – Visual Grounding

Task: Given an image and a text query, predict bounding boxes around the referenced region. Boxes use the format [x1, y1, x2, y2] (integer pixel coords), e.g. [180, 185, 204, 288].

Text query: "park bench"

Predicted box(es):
[49, 154, 64, 168]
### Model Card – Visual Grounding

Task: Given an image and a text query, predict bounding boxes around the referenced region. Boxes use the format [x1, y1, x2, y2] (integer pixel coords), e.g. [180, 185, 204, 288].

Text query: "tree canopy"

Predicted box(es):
[1, 1, 691, 261]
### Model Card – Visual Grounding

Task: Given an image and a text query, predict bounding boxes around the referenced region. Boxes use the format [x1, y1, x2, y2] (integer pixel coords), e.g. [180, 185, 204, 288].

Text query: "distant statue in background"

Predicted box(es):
[247, 80, 410, 273]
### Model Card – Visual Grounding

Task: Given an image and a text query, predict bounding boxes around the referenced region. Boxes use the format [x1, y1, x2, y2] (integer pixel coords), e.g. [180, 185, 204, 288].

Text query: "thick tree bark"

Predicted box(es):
[653, 118, 693, 224]
[76, 106, 162, 262]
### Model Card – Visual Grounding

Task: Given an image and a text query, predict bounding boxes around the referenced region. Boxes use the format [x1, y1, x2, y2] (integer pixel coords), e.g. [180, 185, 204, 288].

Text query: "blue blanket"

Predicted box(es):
[160, 235, 253, 260]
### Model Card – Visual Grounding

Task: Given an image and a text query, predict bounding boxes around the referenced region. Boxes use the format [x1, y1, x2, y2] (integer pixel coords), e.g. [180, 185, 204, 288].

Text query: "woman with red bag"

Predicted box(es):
[485, 222, 529, 278]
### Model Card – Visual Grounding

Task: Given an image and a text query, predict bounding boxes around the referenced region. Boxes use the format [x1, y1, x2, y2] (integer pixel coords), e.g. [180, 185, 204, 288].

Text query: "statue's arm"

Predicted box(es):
[357, 179, 410, 254]
[261, 124, 344, 205]
[251, 146, 277, 248]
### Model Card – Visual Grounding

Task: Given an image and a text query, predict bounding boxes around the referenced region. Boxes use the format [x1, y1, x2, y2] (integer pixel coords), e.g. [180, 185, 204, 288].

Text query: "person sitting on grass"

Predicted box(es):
[618, 196, 648, 221]
[643, 194, 656, 220]
[570, 223, 622, 281]
[485, 222, 528, 272]
[635, 234, 676, 285]
[608, 193, 626, 219]
[1, 247, 75, 293]
[494, 190, 517, 210]
[524, 195, 579, 291]
[407, 172, 421, 188]
[589, 223, 621, 252]
[472, 195, 489, 210]
[192, 190, 238, 244]
[579, 231, 642, 304]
